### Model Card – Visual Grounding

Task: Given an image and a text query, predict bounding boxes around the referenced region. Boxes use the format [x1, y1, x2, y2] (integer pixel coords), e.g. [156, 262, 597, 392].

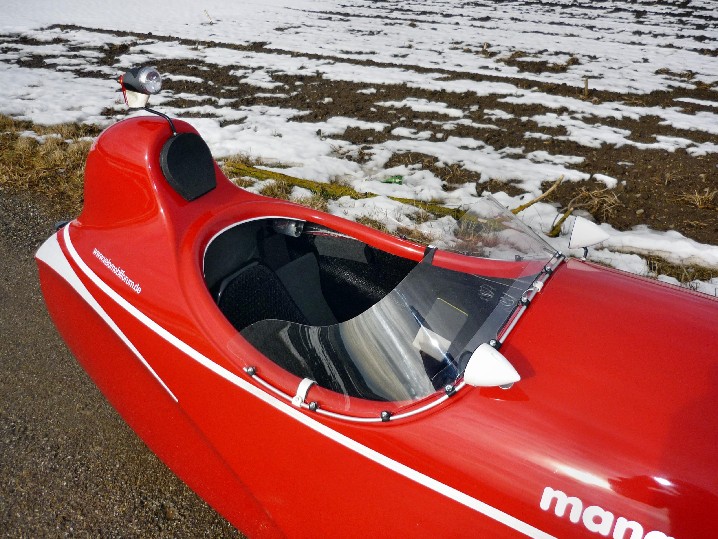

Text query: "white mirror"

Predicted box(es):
[464, 343, 520, 388]
[568, 216, 610, 250]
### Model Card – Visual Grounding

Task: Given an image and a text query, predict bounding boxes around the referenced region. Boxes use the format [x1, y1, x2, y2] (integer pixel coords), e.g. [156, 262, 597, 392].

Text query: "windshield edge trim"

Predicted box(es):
[245, 366, 466, 423]
[496, 252, 565, 346]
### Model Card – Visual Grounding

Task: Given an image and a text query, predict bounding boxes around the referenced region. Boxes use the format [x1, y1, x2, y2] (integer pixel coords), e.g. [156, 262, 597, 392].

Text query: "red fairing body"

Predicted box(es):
[36, 116, 718, 539]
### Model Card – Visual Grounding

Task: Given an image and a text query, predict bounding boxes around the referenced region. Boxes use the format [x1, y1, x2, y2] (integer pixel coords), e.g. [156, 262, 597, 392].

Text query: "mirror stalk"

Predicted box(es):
[145, 107, 177, 136]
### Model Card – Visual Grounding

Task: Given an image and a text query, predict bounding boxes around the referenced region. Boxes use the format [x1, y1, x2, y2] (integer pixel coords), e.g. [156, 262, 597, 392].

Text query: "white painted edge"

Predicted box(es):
[36, 231, 178, 402]
[51, 224, 554, 539]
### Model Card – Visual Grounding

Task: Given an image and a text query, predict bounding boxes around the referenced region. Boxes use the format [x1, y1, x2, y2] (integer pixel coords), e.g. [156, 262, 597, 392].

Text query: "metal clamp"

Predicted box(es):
[292, 378, 316, 407]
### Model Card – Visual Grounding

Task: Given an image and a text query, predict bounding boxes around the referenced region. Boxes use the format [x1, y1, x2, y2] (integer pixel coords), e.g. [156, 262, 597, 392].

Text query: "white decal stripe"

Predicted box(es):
[59, 225, 554, 539]
[37, 232, 178, 402]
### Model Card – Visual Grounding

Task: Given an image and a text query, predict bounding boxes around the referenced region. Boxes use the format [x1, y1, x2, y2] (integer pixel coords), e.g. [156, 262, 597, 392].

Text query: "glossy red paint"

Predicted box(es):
[37, 116, 718, 538]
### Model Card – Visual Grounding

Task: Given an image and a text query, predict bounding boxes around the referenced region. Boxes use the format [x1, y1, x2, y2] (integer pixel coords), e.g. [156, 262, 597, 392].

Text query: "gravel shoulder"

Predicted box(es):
[0, 192, 240, 538]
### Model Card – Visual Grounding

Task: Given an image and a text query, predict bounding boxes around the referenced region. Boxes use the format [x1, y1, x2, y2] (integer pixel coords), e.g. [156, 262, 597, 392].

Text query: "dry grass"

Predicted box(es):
[221, 155, 460, 221]
[395, 225, 434, 245]
[231, 177, 256, 189]
[407, 207, 434, 225]
[678, 189, 717, 209]
[448, 215, 502, 256]
[220, 152, 276, 169]
[548, 185, 622, 236]
[0, 114, 101, 139]
[356, 216, 390, 233]
[258, 179, 293, 200]
[0, 114, 98, 215]
[573, 186, 622, 220]
[256, 176, 329, 212]
[294, 192, 329, 212]
[3, 114, 713, 295]
[221, 159, 364, 201]
[645, 255, 717, 292]
[356, 212, 435, 246]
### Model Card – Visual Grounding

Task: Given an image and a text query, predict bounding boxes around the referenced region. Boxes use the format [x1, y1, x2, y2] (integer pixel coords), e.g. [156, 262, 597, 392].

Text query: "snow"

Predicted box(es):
[603, 226, 718, 269]
[592, 174, 618, 189]
[0, 64, 114, 125]
[1, 0, 717, 295]
[377, 98, 464, 118]
[675, 97, 718, 108]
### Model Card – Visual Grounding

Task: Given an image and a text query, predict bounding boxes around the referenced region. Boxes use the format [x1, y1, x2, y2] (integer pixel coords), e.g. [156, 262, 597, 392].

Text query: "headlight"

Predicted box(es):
[136, 67, 162, 94]
[121, 66, 162, 95]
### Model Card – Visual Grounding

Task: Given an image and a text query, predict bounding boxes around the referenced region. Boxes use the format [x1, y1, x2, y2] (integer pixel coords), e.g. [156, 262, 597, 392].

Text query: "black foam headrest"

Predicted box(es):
[160, 132, 216, 201]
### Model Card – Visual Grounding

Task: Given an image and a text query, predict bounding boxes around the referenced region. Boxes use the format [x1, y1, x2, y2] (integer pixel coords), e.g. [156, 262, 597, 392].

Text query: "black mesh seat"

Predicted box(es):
[216, 262, 308, 331]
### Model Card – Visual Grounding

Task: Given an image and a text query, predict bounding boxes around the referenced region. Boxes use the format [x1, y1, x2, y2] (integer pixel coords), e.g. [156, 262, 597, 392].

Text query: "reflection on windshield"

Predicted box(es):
[241, 197, 556, 403]
[242, 257, 536, 401]
[437, 196, 556, 261]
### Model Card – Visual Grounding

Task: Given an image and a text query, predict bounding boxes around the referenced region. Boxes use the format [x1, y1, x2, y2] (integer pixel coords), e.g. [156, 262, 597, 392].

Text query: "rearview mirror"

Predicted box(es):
[568, 215, 610, 250]
[464, 343, 520, 389]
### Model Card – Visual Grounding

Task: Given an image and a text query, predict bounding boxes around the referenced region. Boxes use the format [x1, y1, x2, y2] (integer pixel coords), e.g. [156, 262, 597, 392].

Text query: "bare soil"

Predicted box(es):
[0, 3, 716, 535]
[7, 18, 715, 245]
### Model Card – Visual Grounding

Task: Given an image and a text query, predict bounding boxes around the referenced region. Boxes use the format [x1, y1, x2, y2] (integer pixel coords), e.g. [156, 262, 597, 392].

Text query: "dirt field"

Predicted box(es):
[1, 1, 717, 535]
[7, 15, 718, 247]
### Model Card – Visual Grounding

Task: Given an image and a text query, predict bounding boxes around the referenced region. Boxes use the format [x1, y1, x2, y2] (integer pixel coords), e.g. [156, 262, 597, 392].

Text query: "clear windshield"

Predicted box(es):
[241, 196, 557, 402]
[433, 195, 557, 261]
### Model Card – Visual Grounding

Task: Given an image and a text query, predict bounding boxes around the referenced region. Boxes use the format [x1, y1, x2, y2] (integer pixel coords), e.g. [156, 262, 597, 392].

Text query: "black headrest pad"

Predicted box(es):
[160, 132, 216, 201]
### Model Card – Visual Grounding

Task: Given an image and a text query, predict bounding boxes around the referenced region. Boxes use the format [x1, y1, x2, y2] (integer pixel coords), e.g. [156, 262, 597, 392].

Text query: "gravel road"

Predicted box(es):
[0, 192, 240, 538]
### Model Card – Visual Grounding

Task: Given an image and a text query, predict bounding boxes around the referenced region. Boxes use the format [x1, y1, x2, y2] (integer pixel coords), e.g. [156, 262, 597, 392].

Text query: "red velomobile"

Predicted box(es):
[36, 68, 718, 538]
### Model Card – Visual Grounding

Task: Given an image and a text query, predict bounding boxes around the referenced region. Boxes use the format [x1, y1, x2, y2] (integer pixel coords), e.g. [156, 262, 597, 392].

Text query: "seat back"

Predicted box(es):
[216, 262, 308, 331]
